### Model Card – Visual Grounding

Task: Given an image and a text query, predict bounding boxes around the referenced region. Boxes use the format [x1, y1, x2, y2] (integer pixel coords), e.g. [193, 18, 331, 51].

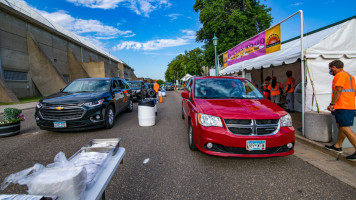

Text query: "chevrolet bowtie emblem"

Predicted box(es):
[55, 106, 64, 110]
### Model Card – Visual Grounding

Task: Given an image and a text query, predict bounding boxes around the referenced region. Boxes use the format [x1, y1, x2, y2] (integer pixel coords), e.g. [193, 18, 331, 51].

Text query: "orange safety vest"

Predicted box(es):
[268, 82, 283, 96]
[285, 77, 295, 93]
[263, 81, 270, 91]
[153, 82, 159, 92]
[332, 71, 356, 110]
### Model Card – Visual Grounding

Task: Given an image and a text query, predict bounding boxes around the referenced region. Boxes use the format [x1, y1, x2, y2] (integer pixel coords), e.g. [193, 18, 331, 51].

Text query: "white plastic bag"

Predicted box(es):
[1, 152, 86, 200]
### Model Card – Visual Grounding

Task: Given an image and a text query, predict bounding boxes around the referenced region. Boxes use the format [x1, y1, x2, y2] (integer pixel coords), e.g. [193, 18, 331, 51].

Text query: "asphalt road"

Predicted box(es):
[1, 91, 356, 199]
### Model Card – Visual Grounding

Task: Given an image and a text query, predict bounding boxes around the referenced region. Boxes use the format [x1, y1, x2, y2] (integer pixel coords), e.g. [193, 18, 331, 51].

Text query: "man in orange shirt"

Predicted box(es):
[285, 71, 295, 112]
[268, 77, 283, 104]
[153, 80, 159, 98]
[326, 60, 356, 161]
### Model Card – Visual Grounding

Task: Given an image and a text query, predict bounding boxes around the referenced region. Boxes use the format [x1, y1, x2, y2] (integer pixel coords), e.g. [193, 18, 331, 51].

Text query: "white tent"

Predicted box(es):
[181, 74, 193, 81]
[220, 16, 356, 112]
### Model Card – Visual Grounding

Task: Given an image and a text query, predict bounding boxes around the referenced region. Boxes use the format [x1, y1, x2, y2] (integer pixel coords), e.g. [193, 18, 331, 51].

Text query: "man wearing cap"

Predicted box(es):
[326, 60, 356, 161]
[285, 71, 295, 112]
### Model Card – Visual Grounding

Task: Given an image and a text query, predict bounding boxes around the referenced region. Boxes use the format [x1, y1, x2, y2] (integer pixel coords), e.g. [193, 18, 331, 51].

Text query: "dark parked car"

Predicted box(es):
[181, 76, 295, 157]
[35, 78, 133, 131]
[127, 80, 147, 100]
[165, 82, 174, 91]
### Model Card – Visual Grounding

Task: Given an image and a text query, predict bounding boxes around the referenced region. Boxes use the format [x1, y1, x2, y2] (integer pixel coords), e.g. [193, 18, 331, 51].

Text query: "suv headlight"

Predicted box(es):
[82, 99, 105, 107]
[36, 102, 43, 108]
[280, 114, 293, 127]
[198, 113, 223, 127]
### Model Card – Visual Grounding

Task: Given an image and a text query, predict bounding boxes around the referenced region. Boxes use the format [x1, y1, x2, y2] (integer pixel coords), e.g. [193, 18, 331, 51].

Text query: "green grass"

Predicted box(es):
[0, 97, 43, 106]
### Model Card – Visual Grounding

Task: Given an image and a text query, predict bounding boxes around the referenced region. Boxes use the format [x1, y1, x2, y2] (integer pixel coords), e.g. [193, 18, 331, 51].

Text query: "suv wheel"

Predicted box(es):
[126, 99, 133, 112]
[105, 105, 115, 129]
[188, 120, 198, 151]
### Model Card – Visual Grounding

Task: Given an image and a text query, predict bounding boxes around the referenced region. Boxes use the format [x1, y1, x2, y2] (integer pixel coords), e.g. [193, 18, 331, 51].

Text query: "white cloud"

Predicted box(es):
[289, 2, 303, 6]
[67, 0, 171, 17]
[167, 13, 181, 20]
[112, 30, 196, 51]
[181, 30, 196, 39]
[37, 10, 135, 38]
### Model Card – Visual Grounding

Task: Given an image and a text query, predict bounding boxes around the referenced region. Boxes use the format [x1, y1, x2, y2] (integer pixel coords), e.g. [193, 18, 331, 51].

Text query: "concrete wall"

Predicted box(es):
[27, 33, 67, 96]
[68, 48, 89, 81]
[0, 7, 133, 102]
[82, 62, 105, 78]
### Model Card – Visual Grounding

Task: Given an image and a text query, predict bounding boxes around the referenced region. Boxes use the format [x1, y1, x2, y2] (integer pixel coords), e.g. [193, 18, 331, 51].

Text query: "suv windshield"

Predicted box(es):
[63, 80, 111, 92]
[166, 82, 173, 86]
[128, 82, 141, 88]
[194, 78, 264, 99]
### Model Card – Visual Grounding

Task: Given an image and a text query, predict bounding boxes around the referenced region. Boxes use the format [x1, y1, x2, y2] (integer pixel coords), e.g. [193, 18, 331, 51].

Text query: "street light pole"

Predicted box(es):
[184, 64, 187, 82]
[213, 34, 218, 76]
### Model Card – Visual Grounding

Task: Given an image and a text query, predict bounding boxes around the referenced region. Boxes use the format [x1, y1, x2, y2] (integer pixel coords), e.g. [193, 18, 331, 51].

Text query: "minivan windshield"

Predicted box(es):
[63, 80, 111, 92]
[194, 78, 264, 99]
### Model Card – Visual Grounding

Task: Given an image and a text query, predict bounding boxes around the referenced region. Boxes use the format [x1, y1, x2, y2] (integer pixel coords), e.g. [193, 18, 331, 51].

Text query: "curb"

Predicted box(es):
[295, 134, 356, 167]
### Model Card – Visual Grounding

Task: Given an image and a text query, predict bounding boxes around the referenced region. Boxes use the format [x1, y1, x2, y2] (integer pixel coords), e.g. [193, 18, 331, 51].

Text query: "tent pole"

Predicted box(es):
[300, 10, 305, 137]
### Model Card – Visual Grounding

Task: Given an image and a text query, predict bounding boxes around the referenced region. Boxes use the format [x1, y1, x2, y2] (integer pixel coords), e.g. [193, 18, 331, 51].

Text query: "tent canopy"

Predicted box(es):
[181, 74, 193, 81]
[220, 16, 356, 75]
[219, 16, 356, 112]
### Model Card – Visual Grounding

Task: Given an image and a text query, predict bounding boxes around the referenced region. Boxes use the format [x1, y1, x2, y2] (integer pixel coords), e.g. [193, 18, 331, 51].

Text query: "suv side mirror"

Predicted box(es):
[181, 91, 190, 99]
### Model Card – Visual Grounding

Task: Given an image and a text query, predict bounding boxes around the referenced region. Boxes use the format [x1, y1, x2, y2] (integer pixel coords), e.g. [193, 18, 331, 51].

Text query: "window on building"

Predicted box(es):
[3, 70, 28, 81]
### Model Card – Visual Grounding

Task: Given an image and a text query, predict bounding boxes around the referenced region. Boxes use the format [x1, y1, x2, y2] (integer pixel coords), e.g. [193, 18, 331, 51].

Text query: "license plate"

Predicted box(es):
[54, 121, 67, 128]
[246, 140, 266, 151]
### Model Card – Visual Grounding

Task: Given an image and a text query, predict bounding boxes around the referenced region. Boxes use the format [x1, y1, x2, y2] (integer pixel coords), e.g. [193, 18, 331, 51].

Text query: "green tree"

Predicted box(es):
[194, 0, 272, 67]
[157, 79, 164, 85]
[165, 48, 206, 82]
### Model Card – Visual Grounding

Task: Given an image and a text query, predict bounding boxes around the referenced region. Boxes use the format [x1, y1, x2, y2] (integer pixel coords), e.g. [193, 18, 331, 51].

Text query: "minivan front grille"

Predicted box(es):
[224, 119, 280, 136]
[40, 105, 85, 120]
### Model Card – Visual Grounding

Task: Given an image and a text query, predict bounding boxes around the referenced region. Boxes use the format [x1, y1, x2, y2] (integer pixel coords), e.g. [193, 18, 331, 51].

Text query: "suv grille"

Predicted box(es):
[224, 119, 280, 136]
[40, 104, 85, 120]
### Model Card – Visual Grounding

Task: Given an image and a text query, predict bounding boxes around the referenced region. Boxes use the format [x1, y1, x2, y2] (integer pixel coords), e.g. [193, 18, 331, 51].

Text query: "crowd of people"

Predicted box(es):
[262, 70, 296, 112]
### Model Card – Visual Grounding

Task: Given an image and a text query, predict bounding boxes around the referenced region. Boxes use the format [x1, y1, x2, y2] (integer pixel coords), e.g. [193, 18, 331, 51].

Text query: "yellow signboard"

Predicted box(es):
[265, 24, 281, 54]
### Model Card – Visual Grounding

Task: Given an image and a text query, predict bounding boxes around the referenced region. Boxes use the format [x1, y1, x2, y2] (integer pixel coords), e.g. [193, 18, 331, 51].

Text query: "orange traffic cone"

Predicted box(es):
[159, 93, 163, 103]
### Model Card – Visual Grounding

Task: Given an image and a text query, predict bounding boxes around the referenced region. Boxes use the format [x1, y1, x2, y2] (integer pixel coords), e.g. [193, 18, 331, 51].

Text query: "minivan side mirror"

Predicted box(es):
[181, 91, 190, 99]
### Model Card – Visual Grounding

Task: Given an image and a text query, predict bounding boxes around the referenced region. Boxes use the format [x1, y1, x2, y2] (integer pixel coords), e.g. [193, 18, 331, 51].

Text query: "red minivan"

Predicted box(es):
[181, 76, 295, 157]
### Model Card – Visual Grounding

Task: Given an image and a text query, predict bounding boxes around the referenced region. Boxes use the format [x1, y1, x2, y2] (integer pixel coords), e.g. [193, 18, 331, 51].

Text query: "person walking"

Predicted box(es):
[326, 60, 356, 161]
[285, 71, 295, 112]
[268, 77, 283, 104]
[262, 76, 271, 99]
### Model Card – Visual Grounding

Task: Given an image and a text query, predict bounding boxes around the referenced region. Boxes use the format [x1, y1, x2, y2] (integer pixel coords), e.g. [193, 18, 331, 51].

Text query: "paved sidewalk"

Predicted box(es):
[0, 102, 37, 115]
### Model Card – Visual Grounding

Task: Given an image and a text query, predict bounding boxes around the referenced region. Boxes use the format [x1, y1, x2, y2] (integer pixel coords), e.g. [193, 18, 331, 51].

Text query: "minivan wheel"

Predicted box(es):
[126, 99, 133, 112]
[188, 120, 198, 151]
[105, 105, 115, 129]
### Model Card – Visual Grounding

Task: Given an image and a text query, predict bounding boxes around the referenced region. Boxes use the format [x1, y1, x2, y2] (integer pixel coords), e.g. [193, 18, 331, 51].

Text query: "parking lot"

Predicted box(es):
[1, 91, 356, 199]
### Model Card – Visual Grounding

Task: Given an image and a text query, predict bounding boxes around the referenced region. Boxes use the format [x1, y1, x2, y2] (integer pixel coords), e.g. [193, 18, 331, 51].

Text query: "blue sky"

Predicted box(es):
[22, 0, 356, 80]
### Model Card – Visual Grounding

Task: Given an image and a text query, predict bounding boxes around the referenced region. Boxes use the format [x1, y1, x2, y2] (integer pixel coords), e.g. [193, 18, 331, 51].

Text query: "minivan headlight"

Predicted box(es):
[280, 114, 292, 127]
[82, 99, 105, 107]
[198, 113, 223, 127]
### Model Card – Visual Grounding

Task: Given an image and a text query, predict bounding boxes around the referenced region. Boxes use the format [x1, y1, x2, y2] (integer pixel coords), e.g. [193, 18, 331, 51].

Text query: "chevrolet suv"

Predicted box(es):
[35, 78, 133, 131]
[181, 76, 295, 157]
